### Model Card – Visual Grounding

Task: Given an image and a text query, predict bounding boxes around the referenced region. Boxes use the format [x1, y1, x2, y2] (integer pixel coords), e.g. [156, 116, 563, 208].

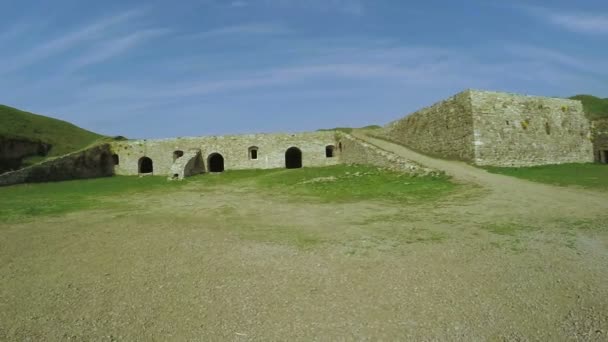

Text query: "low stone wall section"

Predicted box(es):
[111, 131, 340, 176]
[337, 133, 440, 176]
[0, 144, 114, 187]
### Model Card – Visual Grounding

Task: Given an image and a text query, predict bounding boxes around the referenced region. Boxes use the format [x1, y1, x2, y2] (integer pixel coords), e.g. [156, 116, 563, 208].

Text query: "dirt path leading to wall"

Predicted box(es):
[352, 131, 608, 220]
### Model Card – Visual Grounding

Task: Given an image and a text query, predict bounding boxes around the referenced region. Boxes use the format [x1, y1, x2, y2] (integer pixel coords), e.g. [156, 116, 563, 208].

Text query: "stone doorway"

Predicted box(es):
[285, 147, 302, 169]
[208, 153, 225, 172]
[138, 157, 153, 174]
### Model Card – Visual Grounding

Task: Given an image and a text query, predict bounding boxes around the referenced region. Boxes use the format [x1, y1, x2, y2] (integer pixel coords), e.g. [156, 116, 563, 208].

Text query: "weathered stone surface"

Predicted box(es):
[591, 119, 608, 163]
[0, 144, 114, 187]
[337, 133, 440, 176]
[0, 137, 51, 173]
[471, 90, 593, 166]
[110, 131, 341, 176]
[168, 149, 205, 180]
[380, 90, 594, 167]
[382, 91, 475, 161]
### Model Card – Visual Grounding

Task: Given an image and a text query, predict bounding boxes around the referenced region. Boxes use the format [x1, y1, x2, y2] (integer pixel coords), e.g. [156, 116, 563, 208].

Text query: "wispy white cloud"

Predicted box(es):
[67, 28, 171, 71]
[263, 0, 365, 16]
[520, 5, 608, 35]
[0, 8, 146, 74]
[502, 44, 608, 75]
[186, 23, 290, 39]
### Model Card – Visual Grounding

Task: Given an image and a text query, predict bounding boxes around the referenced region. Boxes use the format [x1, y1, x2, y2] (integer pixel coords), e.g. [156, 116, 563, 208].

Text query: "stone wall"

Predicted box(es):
[110, 131, 340, 176]
[383, 91, 475, 161]
[470, 91, 594, 166]
[337, 133, 440, 176]
[0, 144, 114, 187]
[591, 119, 608, 163]
[379, 89, 594, 167]
[0, 137, 51, 173]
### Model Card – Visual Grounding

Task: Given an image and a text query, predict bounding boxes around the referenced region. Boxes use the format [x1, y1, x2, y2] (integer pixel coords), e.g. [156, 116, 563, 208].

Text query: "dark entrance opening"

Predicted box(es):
[139, 157, 153, 174]
[112, 154, 119, 165]
[173, 150, 184, 161]
[285, 147, 302, 169]
[208, 153, 225, 172]
[325, 145, 335, 158]
[601, 150, 608, 164]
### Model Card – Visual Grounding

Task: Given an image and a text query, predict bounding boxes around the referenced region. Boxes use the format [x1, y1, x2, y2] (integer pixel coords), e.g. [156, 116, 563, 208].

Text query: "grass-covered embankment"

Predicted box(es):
[0, 165, 457, 222]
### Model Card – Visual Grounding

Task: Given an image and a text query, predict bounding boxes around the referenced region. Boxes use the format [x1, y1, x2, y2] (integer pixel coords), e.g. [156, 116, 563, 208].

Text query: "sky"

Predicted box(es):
[0, 0, 607, 139]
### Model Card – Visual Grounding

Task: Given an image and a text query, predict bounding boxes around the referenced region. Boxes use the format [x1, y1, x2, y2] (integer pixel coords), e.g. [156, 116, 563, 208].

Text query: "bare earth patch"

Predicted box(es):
[1, 145, 607, 340]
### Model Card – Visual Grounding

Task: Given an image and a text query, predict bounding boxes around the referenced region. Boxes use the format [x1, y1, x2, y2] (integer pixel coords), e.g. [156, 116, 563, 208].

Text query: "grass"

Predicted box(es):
[484, 163, 608, 190]
[569, 94, 608, 120]
[0, 104, 104, 158]
[0, 165, 457, 223]
[0, 176, 186, 222]
[244, 164, 456, 203]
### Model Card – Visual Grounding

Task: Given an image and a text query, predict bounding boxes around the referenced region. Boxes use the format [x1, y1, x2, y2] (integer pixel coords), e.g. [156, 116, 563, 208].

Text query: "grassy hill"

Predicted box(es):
[0, 104, 104, 157]
[569, 95, 608, 120]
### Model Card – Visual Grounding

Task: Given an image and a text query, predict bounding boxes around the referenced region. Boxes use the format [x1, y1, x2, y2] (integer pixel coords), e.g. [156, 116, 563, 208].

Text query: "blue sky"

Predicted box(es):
[1, 0, 607, 139]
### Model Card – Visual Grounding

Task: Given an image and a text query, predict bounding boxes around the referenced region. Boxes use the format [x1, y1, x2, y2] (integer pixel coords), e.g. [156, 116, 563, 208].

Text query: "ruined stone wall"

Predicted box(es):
[337, 133, 440, 176]
[110, 131, 340, 176]
[470, 91, 594, 166]
[0, 144, 114, 187]
[382, 91, 475, 162]
[591, 119, 608, 163]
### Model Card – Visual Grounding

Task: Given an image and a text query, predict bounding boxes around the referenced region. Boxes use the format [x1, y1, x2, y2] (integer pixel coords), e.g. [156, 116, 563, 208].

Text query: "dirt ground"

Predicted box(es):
[1, 135, 607, 341]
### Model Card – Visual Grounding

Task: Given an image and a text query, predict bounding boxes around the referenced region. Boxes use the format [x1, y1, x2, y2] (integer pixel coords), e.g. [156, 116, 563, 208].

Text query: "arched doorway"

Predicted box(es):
[285, 147, 302, 169]
[139, 157, 153, 174]
[112, 154, 119, 165]
[208, 153, 224, 172]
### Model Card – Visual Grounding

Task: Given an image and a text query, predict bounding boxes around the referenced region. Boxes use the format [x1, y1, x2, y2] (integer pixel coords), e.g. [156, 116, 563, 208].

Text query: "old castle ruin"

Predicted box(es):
[0, 89, 604, 186]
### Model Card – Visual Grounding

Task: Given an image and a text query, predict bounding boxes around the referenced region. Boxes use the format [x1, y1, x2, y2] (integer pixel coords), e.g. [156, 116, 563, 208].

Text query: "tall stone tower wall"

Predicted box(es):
[470, 91, 594, 166]
[383, 91, 475, 162]
[380, 90, 594, 167]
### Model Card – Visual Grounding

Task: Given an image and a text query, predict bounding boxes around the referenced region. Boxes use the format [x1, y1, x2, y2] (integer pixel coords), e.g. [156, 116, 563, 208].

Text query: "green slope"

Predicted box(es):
[0, 104, 104, 158]
[569, 95, 608, 120]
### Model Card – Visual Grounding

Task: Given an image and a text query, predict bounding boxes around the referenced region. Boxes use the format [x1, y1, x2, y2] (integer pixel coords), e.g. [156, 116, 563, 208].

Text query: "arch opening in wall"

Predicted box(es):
[112, 154, 119, 165]
[208, 153, 225, 172]
[285, 147, 302, 169]
[325, 145, 335, 158]
[173, 150, 184, 161]
[248, 146, 259, 160]
[139, 157, 153, 174]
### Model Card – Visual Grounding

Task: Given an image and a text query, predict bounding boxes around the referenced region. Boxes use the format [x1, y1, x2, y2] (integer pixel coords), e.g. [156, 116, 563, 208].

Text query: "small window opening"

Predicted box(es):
[338, 142, 343, 151]
[325, 145, 335, 158]
[506, 120, 509, 126]
[545, 122, 551, 135]
[112, 154, 119, 165]
[173, 150, 184, 161]
[173, 173, 179, 179]
[248, 146, 259, 160]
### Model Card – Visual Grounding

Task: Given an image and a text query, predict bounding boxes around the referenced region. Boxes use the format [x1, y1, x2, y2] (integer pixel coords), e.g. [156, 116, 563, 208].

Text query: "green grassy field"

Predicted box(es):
[0, 104, 103, 158]
[0, 165, 456, 222]
[485, 163, 608, 190]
